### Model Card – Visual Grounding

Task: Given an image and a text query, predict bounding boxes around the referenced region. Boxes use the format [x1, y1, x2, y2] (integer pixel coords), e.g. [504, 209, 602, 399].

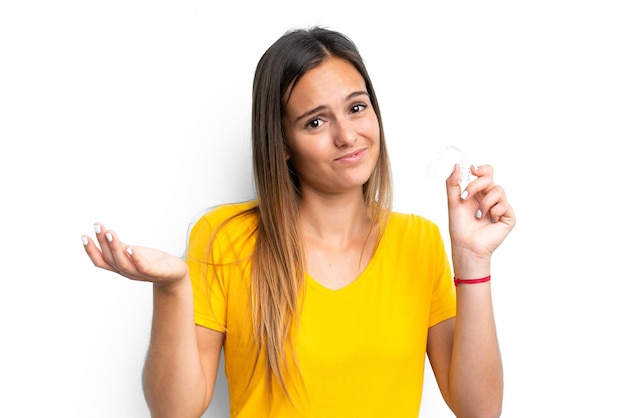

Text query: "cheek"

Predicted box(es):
[367, 118, 382, 159]
[362, 114, 380, 139]
[292, 133, 328, 157]
[366, 119, 381, 153]
[286, 137, 320, 171]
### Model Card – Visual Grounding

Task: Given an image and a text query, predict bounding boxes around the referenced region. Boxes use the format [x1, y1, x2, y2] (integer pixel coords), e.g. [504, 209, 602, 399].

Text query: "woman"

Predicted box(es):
[82, 27, 515, 417]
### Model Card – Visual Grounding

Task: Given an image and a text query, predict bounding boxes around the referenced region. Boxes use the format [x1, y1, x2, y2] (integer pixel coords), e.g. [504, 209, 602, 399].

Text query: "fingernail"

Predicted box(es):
[105, 232, 113, 242]
[461, 190, 469, 200]
[94, 224, 101, 234]
[476, 209, 483, 219]
[126, 247, 133, 256]
[81, 236, 88, 246]
[472, 165, 478, 171]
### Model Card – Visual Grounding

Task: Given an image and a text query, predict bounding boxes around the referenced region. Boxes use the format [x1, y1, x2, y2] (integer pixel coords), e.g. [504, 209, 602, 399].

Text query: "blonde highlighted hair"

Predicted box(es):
[210, 27, 393, 399]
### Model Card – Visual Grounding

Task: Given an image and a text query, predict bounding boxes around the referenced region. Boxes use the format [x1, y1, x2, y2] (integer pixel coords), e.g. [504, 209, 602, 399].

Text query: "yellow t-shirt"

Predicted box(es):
[186, 201, 456, 417]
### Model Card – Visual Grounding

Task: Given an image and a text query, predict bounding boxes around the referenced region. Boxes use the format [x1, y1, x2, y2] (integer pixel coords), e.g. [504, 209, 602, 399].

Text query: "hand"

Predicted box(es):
[446, 164, 516, 272]
[81, 223, 189, 289]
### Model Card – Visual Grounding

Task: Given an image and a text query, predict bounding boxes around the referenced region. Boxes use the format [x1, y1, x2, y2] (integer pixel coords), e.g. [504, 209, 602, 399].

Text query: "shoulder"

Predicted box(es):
[386, 211, 443, 240]
[380, 211, 447, 254]
[192, 200, 258, 230]
[378, 212, 450, 272]
[187, 200, 259, 249]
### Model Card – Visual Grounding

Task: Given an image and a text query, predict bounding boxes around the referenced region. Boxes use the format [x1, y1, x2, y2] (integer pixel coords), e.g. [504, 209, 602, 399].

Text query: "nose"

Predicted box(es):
[333, 117, 357, 147]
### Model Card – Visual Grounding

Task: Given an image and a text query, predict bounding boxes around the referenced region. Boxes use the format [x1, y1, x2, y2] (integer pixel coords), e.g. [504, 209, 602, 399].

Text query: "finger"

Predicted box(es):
[487, 198, 516, 227]
[475, 185, 515, 226]
[446, 164, 464, 201]
[473, 184, 504, 218]
[93, 222, 116, 266]
[461, 165, 494, 201]
[102, 229, 138, 275]
[81, 235, 118, 272]
[123, 246, 161, 281]
[472, 164, 493, 178]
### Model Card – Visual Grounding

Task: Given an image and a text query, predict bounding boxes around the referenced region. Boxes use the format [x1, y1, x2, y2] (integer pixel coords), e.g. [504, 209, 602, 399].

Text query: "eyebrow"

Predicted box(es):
[294, 90, 370, 123]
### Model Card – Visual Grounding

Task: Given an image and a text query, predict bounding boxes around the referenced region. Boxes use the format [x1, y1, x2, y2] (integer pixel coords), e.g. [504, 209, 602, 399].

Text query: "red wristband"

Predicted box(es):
[454, 275, 491, 287]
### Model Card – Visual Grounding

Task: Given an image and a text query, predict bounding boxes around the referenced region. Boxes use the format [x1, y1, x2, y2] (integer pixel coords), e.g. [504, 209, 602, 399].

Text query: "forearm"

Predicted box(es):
[448, 274, 503, 418]
[441, 162, 513, 417]
[142, 276, 208, 418]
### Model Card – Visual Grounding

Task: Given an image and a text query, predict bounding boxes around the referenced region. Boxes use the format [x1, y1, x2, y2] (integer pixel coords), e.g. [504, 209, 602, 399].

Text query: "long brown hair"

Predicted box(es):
[223, 27, 392, 397]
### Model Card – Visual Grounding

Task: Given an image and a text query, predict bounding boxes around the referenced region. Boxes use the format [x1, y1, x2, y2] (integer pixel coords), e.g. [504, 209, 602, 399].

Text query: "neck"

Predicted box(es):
[297, 188, 371, 245]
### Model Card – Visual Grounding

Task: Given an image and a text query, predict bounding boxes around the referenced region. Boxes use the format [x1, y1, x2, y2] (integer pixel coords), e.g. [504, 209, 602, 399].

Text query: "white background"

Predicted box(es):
[1, 1, 625, 417]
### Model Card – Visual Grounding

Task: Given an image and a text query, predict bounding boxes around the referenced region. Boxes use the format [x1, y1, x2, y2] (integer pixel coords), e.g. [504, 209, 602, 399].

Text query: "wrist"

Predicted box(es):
[452, 262, 491, 279]
[153, 274, 191, 296]
[454, 275, 491, 287]
[452, 251, 491, 279]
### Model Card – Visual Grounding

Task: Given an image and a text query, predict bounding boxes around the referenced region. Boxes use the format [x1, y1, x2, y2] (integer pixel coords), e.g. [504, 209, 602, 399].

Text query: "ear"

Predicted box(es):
[283, 140, 291, 160]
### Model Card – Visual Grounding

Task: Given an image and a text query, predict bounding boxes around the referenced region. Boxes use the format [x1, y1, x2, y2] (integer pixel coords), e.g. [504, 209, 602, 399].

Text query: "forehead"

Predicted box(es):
[285, 57, 366, 110]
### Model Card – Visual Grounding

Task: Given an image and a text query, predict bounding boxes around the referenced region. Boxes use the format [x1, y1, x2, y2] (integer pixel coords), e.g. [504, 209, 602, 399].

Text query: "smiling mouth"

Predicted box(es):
[335, 148, 366, 160]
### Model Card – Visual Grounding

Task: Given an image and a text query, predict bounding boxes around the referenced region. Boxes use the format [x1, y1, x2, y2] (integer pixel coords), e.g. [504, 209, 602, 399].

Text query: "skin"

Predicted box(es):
[281, 57, 381, 290]
[82, 56, 515, 418]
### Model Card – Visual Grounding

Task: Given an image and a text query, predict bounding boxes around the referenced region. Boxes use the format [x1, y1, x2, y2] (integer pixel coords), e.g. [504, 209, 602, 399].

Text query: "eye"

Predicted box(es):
[350, 103, 367, 114]
[305, 117, 324, 129]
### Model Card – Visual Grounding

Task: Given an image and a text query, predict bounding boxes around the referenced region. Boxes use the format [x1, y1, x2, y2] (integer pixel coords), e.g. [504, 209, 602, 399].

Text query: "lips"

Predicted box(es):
[335, 148, 366, 161]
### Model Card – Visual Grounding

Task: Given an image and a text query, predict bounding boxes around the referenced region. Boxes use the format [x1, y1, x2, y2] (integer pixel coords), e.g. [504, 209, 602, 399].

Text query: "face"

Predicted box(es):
[282, 57, 380, 197]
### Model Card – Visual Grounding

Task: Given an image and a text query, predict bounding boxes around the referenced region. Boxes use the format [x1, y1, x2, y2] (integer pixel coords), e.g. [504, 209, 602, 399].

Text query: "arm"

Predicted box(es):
[142, 279, 224, 418]
[427, 292, 502, 418]
[82, 224, 223, 418]
[428, 164, 515, 418]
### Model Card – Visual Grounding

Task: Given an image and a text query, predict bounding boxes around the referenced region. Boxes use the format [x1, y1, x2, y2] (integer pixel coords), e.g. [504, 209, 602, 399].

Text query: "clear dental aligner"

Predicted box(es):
[459, 161, 472, 195]
[427, 145, 474, 195]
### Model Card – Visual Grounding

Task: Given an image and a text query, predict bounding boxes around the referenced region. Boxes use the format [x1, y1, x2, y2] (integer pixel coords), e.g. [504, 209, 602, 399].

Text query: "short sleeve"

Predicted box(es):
[427, 223, 456, 328]
[186, 215, 227, 332]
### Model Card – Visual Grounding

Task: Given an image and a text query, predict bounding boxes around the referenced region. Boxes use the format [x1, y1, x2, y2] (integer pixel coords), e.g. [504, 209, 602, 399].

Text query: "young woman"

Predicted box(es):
[82, 27, 515, 417]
